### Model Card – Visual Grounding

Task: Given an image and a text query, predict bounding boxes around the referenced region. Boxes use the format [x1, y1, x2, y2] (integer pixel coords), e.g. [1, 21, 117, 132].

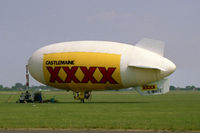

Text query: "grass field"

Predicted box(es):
[0, 90, 200, 131]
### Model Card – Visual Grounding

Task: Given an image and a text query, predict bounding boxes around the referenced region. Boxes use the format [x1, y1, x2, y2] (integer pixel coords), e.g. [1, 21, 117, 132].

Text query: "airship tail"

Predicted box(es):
[135, 78, 169, 96]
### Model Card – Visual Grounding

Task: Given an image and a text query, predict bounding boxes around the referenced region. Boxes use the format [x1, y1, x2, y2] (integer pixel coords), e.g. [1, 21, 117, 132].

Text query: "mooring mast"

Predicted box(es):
[25, 65, 29, 90]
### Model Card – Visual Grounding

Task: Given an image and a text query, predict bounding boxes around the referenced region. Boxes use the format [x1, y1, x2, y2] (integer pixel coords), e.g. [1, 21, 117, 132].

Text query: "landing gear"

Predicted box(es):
[81, 99, 85, 103]
[73, 91, 91, 103]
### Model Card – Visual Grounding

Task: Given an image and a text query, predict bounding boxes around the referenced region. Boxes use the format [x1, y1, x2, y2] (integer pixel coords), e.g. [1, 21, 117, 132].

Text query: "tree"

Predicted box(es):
[12, 82, 25, 90]
[186, 86, 196, 90]
[0, 85, 3, 89]
[170, 86, 176, 90]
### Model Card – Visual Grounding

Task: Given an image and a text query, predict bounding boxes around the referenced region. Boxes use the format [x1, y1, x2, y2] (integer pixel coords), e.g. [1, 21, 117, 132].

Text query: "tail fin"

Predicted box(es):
[136, 38, 165, 56]
[135, 79, 169, 96]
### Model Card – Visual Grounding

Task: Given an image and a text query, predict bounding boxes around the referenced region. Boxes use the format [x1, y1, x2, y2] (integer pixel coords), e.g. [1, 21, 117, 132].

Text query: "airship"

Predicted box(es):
[28, 38, 176, 102]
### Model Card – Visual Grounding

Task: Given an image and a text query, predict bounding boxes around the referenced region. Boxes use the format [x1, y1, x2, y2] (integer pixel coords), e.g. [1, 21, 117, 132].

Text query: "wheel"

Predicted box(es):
[81, 99, 85, 103]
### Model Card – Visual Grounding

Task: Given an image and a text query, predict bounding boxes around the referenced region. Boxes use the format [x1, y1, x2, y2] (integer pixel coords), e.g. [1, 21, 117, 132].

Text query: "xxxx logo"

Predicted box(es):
[46, 66, 118, 84]
[142, 85, 157, 90]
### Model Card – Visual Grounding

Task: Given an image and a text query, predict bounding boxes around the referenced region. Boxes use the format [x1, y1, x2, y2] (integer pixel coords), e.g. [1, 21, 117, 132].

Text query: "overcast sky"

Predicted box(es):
[0, 0, 199, 87]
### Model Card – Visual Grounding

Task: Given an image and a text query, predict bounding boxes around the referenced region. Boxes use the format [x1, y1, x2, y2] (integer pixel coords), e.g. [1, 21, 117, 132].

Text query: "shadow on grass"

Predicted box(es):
[14, 101, 150, 104]
[56, 101, 150, 104]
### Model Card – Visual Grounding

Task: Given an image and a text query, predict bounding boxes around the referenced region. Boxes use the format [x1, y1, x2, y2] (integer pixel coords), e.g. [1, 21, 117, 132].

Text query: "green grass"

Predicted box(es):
[0, 91, 200, 131]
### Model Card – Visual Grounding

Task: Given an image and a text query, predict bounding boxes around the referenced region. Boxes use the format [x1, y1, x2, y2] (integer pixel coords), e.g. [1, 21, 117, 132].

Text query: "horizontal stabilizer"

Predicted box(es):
[128, 64, 166, 71]
[136, 38, 165, 56]
[135, 79, 169, 96]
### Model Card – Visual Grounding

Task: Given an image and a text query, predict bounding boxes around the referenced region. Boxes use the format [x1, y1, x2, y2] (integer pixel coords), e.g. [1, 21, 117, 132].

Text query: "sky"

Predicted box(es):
[0, 0, 199, 88]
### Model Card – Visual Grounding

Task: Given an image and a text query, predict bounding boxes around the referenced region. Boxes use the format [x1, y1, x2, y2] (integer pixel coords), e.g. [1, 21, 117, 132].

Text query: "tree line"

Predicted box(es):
[0, 83, 199, 91]
[0, 83, 54, 91]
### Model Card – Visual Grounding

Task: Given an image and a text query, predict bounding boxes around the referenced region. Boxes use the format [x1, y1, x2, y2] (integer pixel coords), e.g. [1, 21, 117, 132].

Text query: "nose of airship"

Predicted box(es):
[28, 49, 46, 84]
[161, 58, 176, 77]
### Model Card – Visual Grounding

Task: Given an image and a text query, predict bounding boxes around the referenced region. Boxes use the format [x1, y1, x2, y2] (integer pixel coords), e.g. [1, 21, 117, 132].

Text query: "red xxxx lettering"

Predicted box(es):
[47, 67, 64, 83]
[46, 66, 118, 84]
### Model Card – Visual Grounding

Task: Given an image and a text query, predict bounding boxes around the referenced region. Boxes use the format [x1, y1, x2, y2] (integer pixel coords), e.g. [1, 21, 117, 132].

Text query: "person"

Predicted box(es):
[84, 91, 90, 99]
[34, 91, 42, 102]
[25, 91, 32, 102]
[19, 93, 25, 103]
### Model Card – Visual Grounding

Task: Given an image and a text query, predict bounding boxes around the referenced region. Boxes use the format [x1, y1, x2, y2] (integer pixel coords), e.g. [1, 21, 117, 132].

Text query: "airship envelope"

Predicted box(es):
[28, 38, 176, 100]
